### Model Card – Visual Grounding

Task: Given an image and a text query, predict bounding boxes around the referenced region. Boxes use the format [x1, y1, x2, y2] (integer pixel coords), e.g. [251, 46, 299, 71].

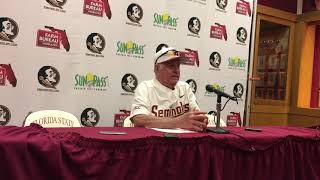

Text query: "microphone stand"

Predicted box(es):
[206, 95, 230, 134]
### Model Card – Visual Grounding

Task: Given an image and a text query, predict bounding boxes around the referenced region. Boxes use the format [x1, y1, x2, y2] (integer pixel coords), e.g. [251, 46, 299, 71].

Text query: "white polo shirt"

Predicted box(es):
[130, 78, 199, 118]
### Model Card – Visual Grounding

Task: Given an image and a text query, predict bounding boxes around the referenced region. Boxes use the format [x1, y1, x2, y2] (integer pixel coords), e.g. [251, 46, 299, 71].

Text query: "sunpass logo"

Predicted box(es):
[74, 73, 109, 91]
[153, 12, 178, 30]
[205, 83, 225, 97]
[116, 40, 145, 59]
[228, 57, 247, 71]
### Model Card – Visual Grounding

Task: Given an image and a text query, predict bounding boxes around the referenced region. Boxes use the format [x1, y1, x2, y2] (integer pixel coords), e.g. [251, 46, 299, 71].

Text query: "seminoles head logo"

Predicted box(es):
[0, 17, 19, 42]
[38, 66, 60, 89]
[216, 0, 228, 9]
[45, 0, 67, 9]
[81, 108, 100, 127]
[188, 17, 201, 35]
[156, 43, 168, 53]
[0, 105, 10, 126]
[121, 73, 138, 93]
[127, 3, 143, 23]
[237, 27, 247, 43]
[186, 79, 197, 94]
[233, 83, 244, 98]
[209, 52, 221, 68]
[86, 33, 106, 54]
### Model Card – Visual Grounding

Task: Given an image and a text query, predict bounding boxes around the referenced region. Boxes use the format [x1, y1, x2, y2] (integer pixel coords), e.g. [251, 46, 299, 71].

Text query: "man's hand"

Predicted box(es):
[175, 111, 208, 132]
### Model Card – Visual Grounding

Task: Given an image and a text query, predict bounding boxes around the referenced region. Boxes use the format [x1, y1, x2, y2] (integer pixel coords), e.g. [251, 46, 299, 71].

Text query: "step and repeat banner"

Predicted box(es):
[0, 0, 255, 127]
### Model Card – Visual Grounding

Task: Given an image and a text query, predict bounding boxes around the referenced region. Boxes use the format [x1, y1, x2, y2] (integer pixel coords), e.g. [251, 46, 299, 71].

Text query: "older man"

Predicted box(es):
[130, 47, 208, 131]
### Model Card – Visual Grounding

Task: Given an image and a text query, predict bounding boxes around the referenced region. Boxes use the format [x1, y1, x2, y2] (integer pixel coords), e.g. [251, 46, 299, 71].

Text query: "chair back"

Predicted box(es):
[24, 110, 81, 127]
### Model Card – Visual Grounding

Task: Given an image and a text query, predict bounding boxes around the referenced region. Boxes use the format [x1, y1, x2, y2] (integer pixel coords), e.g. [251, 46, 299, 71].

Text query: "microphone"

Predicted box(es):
[205, 84, 237, 101]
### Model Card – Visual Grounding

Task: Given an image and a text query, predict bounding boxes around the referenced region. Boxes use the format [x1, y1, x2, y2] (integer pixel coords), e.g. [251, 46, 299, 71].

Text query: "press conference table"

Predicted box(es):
[0, 124, 319, 180]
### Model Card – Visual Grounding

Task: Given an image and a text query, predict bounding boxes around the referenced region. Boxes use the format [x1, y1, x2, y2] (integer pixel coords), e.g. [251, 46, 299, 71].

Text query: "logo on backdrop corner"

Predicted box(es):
[209, 52, 222, 70]
[0, 17, 19, 46]
[186, 79, 197, 94]
[127, 3, 143, 25]
[83, 0, 112, 19]
[81, 108, 100, 127]
[236, 0, 251, 17]
[36, 26, 70, 52]
[44, 0, 67, 12]
[121, 73, 138, 94]
[0, 64, 17, 87]
[116, 40, 145, 58]
[37, 66, 60, 91]
[153, 12, 178, 30]
[237, 27, 247, 44]
[86, 33, 105, 57]
[0, 105, 11, 126]
[210, 23, 227, 41]
[233, 83, 244, 98]
[216, 0, 228, 10]
[188, 17, 201, 35]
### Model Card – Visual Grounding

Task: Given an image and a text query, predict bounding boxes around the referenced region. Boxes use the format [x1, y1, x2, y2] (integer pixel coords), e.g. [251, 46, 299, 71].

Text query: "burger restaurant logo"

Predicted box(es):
[210, 23, 227, 41]
[228, 56, 247, 71]
[0, 64, 17, 87]
[0, 17, 18, 46]
[236, 27, 248, 45]
[81, 108, 100, 127]
[126, 3, 143, 27]
[37, 66, 60, 92]
[205, 83, 225, 97]
[86, 33, 105, 57]
[121, 73, 138, 96]
[233, 83, 244, 99]
[0, 105, 10, 126]
[187, 17, 201, 38]
[236, 0, 251, 17]
[209, 52, 222, 71]
[153, 12, 178, 30]
[186, 0, 207, 5]
[186, 79, 197, 94]
[74, 73, 109, 91]
[43, 0, 67, 13]
[116, 40, 145, 59]
[36, 26, 70, 52]
[216, 0, 228, 12]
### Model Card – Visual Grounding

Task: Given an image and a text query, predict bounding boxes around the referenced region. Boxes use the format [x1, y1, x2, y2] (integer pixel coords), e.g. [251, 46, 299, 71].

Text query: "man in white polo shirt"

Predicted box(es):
[130, 47, 208, 131]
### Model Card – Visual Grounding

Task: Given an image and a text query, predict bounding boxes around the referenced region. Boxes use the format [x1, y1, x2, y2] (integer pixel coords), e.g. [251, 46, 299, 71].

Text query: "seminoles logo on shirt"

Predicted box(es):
[38, 66, 60, 89]
[237, 27, 247, 43]
[209, 52, 222, 68]
[127, 3, 143, 23]
[216, 0, 228, 10]
[151, 103, 190, 118]
[0, 105, 11, 126]
[0, 64, 17, 87]
[121, 73, 138, 93]
[233, 83, 244, 98]
[81, 108, 100, 127]
[86, 33, 106, 54]
[0, 17, 19, 43]
[188, 17, 201, 35]
[186, 79, 197, 94]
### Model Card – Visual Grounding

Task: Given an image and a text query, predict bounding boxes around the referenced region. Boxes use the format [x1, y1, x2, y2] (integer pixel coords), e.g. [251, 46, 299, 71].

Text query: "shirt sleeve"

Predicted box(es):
[130, 82, 152, 117]
[185, 83, 200, 111]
